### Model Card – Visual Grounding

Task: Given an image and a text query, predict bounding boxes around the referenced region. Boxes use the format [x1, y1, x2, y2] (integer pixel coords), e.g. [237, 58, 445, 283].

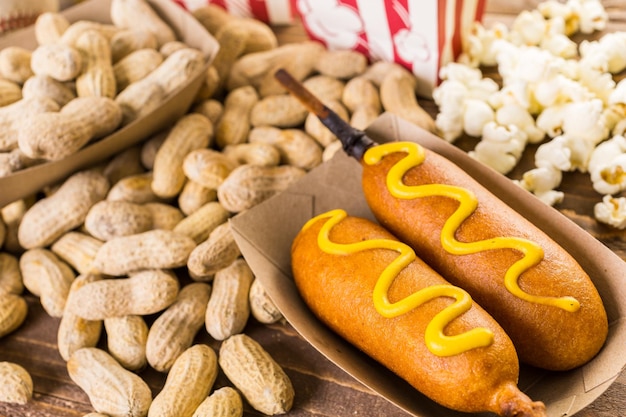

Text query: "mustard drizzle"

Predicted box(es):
[363, 142, 580, 313]
[302, 209, 495, 357]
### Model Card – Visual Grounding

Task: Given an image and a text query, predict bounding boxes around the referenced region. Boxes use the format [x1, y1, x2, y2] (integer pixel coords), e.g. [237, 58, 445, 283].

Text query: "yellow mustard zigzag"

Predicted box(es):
[302, 208, 494, 357]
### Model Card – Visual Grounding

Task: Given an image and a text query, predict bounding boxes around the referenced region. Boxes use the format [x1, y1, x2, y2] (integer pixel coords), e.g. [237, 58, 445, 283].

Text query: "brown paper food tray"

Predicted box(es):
[0, 0, 219, 208]
[230, 112, 626, 417]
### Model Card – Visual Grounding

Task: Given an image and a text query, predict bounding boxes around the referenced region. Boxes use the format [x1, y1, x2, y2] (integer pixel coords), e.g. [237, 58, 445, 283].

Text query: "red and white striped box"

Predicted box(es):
[296, 0, 486, 98]
[174, 0, 485, 98]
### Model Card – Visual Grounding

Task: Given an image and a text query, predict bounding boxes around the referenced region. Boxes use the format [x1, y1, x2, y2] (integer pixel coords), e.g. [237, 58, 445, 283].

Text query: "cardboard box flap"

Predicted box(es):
[0, 0, 219, 208]
[231, 112, 626, 417]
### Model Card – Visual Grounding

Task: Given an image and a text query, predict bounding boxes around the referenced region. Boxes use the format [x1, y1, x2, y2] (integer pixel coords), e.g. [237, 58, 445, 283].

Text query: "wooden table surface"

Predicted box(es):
[2, 1, 626, 417]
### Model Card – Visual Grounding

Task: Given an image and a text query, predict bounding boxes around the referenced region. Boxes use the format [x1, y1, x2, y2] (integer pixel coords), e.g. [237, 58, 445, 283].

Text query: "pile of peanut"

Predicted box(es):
[0, 0, 437, 415]
[0, 0, 206, 172]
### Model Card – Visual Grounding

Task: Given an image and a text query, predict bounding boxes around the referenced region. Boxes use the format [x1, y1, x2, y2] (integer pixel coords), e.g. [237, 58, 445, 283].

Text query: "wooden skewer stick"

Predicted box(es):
[274, 68, 377, 160]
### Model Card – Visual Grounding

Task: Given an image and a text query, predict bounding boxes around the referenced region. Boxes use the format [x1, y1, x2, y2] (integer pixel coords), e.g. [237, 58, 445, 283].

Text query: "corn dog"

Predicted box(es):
[361, 141, 608, 371]
[291, 209, 547, 416]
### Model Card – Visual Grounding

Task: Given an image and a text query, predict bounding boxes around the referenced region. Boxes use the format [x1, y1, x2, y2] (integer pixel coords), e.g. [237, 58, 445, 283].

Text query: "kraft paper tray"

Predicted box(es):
[231, 112, 626, 417]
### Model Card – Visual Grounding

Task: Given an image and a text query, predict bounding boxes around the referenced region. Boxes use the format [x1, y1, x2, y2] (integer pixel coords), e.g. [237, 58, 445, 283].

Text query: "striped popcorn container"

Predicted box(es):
[296, 0, 486, 98]
[174, 0, 485, 98]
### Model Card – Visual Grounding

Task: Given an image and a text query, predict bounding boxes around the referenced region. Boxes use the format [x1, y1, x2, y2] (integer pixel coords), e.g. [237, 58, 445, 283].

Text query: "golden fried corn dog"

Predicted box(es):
[291, 209, 546, 416]
[361, 141, 608, 371]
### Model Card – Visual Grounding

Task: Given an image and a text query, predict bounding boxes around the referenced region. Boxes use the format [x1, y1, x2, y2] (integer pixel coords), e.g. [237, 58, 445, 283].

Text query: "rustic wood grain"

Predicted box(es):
[1, 1, 626, 417]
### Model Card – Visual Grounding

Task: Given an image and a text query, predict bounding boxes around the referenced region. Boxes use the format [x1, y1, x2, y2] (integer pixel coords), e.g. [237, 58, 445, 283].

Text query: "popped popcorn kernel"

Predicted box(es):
[594, 195, 626, 229]
[515, 164, 565, 205]
[459, 21, 510, 67]
[540, 32, 578, 58]
[579, 32, 626, 74]
[537, 0, 579, 35]
[589, 135, 626, 194]
[534, 135, 573, 171]
[596, 158, 626, 195]
[463, 99, 495, 137]
[434, 64, 499, 142]
[510, 10, 548, 46]
[609, 79, 626, 105]
[468, 122, 527, 174]
[569, 0, 608, 34]
[517, 165, 563, 194]
[536, 105, 566, 138]
[534, 190, 566, 205]
[575, 64, 616, 104]
[560, 99, 609, 144]
[495, 102, 545, 143]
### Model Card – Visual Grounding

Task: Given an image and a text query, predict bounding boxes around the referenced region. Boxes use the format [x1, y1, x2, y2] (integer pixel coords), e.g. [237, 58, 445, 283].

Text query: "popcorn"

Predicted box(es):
[608, 84, 626, 136]
[564, 134, 597, 172]
[534, 135, 574, 171]
[533, 190, 566, 206]
[537, 0, 579, 35]
[588, 135, 626, 194]
[588, 134, 626, 172]
[515, 165, 565, 206]
[514, 142, 567, 205]
[433, 63, 499, 142]
[533, 73, 594, 108]
[614, 119, 626, 137]
[575, 63, 616, 104]
[439, 62, 481, 83]
[432, 0, 626, 227]
[536, 99, 608, 145]
[438, 63, 502, 101]
[516, 130, 595, 204]
[560, 99, 609, 144]
[594, 195, 626, 229]
[568, 0, 608, 34]
[462, 99, 494, 137]
[458, 21, 509, 67]
[489, 79, 533, 111]
[537, 0, 607, 36]
[509, 10, 548, 46]
[468, 122, 527, 174]
[432, 80, 467, 142]
[535, 105, 566, 138]
[579, 32, 626, 76]
[496, 44, 557, 85]
[590, 154, 626, 195]
[434, 111, 464, 143]
[539, 32, 578, 58]
[609, 79, 626, 105]
[495, 102, 545, 143]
